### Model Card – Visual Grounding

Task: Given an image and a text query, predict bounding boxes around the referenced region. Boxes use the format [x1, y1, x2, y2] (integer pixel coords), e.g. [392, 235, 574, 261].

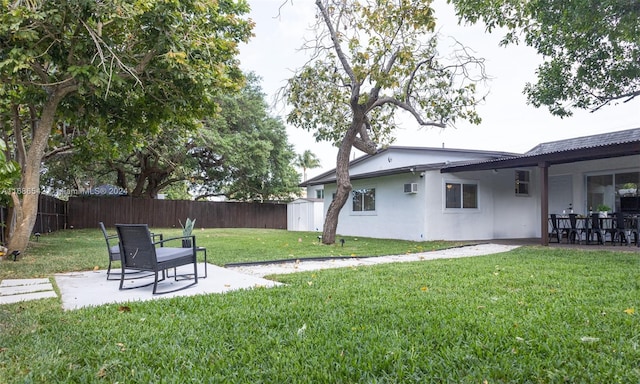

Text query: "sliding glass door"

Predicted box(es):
[586, 172, 640, 212]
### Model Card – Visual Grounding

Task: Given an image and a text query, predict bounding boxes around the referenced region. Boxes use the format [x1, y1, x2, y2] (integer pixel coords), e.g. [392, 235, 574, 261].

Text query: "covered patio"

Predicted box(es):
[442, 128, 640, 246]
[490, 237, 640, 252]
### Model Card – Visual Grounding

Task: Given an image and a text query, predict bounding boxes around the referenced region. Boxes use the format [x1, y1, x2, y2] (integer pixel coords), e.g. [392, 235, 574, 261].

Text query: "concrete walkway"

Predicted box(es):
[0, 278, 58, 304]
[0, 244, 520, 310]
[227, 243, 520, 277]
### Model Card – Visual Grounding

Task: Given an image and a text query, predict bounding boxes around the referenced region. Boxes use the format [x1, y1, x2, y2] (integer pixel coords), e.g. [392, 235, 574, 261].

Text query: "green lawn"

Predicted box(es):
[1, 229, 639, 383]
[0, 227, 463, 280]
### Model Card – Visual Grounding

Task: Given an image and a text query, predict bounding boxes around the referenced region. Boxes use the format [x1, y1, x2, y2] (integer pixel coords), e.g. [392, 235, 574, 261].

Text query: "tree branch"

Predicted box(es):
[43, 145, 74, 161]
[372, 96, 446, 128]
[80, 19, 144, 95]
[194, 192, 227, 201]
[352, 119, 378, 155]
[591, 89, 640, 112]
[403, 56, 435, 104]
[367, 50, 400, 107]
[315, 1, 357, 90]
[11, 104, 27, 170]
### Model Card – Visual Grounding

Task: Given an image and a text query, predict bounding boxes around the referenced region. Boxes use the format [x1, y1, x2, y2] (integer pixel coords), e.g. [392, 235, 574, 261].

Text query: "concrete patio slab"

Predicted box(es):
[54, 263, 281, 310]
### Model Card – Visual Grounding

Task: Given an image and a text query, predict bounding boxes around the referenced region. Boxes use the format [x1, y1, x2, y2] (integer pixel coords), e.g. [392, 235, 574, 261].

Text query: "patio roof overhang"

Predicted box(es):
[441, 139, 640, 246]
[440, 141, 640, 173]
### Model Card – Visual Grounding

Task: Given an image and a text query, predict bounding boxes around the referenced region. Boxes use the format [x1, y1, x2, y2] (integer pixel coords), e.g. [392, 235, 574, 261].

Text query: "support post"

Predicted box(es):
[539, 162, 549, 246]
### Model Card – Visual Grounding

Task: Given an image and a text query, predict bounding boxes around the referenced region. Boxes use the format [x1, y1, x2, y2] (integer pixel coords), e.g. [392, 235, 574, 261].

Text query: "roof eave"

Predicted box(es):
[441, 142, 640, 173]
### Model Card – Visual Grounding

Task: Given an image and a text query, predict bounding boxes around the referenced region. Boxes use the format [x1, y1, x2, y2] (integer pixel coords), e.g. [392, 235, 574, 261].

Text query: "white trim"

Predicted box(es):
[515, 169, 531, 197]
[350, 186, 377, 215]
[443, 179, 480, 212]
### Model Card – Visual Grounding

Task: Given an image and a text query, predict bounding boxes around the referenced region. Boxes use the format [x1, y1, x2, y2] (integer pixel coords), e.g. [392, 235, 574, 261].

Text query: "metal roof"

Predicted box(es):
[441, 127, 640, 173]
[526, 128, 640, 155]
[300, 128, 640, 185]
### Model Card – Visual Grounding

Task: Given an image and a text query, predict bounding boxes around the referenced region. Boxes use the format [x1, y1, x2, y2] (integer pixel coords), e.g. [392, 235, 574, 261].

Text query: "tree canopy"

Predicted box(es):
[448, 0, 640, 116]
[193, 74, 301, 202]
[0, 0, 252, 255]
[294, 150, 321, 182]
[284, 0, 487, 244]
[42, 74, 301, 202]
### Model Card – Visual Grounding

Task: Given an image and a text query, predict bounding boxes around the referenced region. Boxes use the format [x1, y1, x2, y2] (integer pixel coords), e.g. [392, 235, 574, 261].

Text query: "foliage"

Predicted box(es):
[192, 74, 301, 201]
[179, 218, 196, 237]
[294, 150, 322, 181]
[448, 0, 640, 116]
[283, 0, 487, 244]
[0, 0, 253, 252]
[0, 138, 20, 205]
[1, 0, 253, 145]
[161, 182, 192, 200]
[1, 246, 639, 382]
[40, 74, 301, 201]
[55, 120, 201, 198]
[286, 0, 484, 145]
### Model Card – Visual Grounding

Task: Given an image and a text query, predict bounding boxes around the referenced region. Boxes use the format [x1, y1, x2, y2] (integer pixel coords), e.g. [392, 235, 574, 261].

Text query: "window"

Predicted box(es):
[587, 174, 614, 212]
[315, 189, 324, 199]
[446, 182, 478, 209]
[515, 170, 530, 196]
[587, 171, 640, 212]
[352, 188, 375, 211]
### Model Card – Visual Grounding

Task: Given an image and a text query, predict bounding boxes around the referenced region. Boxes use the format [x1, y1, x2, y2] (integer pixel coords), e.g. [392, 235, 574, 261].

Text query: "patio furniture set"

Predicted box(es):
[548, 212, 640, 246]
[99, 223, 206, 294]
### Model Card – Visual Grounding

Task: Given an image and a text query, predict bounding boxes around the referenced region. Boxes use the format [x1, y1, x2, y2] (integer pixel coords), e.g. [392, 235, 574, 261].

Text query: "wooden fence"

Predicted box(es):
[34, 195, 68, 233]
[0, 196, 287, 245]
[67, 197, 287, 229]
[0, 195, 68, 244]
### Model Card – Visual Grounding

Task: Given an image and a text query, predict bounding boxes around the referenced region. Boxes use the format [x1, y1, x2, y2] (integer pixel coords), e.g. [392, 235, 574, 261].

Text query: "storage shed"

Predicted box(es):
[287, 198, 324, 232]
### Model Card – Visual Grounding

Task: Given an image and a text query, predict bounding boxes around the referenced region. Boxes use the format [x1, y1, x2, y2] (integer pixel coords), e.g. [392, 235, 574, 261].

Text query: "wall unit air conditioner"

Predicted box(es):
[404, 183, 418, 194]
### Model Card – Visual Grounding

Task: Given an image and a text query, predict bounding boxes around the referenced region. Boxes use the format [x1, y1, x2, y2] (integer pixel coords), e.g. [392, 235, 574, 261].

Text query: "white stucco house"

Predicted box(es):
[298, 128, 640, 244]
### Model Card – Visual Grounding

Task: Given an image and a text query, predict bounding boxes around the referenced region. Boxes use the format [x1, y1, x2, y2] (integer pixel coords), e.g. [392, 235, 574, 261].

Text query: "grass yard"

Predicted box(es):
[0, 227, 463, 280]
[0, 229, 639, 382]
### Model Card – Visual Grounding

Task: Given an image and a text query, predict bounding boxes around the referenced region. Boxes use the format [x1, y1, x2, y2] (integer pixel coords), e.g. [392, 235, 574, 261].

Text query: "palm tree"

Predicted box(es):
[294, 150, 321, 181]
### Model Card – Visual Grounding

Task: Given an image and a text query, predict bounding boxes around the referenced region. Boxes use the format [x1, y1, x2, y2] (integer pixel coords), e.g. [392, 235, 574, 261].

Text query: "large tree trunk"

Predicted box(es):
[7, 192, 38, 257]
[6, 88, 71, 257]
[321, 125, 358, 244]
[321, 109, 379, 244]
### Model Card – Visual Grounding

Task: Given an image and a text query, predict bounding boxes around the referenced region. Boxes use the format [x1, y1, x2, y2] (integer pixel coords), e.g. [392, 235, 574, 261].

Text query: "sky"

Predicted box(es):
[237, 0, 639, 180]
